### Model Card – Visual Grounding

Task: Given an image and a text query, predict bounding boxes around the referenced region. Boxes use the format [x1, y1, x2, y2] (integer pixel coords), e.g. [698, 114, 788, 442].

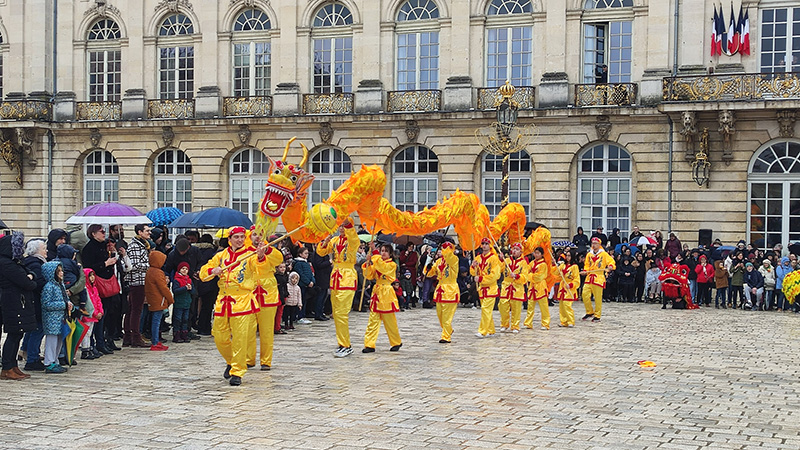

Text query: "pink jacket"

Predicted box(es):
[285, 283, 302, 307]
[82, 268, 104, 323]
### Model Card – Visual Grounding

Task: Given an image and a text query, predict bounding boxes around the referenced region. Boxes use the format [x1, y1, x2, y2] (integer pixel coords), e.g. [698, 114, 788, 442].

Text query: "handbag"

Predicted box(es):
[95, 274, 120, 298]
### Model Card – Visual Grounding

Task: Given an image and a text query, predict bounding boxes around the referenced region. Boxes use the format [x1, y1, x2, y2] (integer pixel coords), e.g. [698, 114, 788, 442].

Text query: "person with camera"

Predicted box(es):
[81, 224, 122, 354]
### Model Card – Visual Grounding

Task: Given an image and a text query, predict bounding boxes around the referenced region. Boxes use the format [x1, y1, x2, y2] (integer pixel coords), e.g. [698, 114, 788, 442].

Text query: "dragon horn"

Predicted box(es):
[282, 136, 297, 162]
[299, 141, 309, 168]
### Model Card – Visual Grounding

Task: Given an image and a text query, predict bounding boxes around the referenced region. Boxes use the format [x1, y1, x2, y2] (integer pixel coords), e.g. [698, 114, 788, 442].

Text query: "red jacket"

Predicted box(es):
[695, 262, 715, 284]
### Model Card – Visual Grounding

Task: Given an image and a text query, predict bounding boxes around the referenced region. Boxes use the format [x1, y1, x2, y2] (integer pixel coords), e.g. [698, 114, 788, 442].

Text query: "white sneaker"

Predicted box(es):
[568, 324, 574, 328]
[511, 329, 519, 334]
[499, 327, 508, 332]
[298, 318, 312, 324]
[474, 332, 486, 338]
[541, 326, 549, 331]
[335, 347, 353, 358]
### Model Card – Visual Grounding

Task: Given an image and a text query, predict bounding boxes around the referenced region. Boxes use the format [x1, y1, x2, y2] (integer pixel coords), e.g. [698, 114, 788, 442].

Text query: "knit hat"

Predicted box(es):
[745, 262, 754, 268]
[177, 262, 190, 273]
[762, 259, 771, 265]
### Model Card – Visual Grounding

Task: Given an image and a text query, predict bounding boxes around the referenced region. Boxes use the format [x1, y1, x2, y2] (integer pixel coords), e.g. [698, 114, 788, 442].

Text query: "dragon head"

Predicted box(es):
[259, 137, 314, 219]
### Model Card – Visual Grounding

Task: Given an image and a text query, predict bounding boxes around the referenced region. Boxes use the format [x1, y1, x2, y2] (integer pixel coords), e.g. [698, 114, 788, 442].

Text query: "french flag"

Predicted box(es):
[739, 7, 750, 56]
[711, 5, 719, 56]
[726, 3, 740, 55]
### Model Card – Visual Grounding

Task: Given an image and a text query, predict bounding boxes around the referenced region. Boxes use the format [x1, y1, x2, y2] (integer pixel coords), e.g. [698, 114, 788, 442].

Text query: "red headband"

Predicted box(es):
[481, 237, 491, 245]
[230, 226, 246, 236]
[510, 243, 522, 251]
[441, 242, 454, 250]
[591, 237, 601, 243]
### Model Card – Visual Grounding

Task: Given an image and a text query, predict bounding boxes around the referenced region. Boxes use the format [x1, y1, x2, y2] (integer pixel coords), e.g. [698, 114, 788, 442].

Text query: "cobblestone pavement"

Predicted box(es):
[2, 303, 800, 449]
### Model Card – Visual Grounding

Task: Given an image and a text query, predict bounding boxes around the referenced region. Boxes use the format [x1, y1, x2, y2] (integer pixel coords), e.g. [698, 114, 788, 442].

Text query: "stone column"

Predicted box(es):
[443, 76, 472, 111]
[53, 91, 76, 121]
[122, 89, 147, 120]
[195, 86, 222, 118]
[355, 80, 383, 114]
[273, 83, 301, 116]
[640, 69, 670, 106]
[538, 72, 569, 108]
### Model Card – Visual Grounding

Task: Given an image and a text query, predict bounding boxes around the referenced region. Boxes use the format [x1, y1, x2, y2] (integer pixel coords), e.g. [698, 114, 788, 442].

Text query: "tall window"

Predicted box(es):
[482, 150, 531, 218]
[83, 150, 119, 206]
[393, 145, 438, 212]
[312, 2, 353, 93]
[158, 14, 194, 99]
[230, 148, 269, 217]
[577, 143, 632, 235]
[486, 1, 533, 87]
[154, 149, 192, 211]
[760, 8, 800, 73]
[584, 0, 632, 8]
[87, 19, 122, 101]
[583, 21, 632, 83]
[396, 0, 439, 90]
[309, 148, 352, 205]
[232, 8, 272, 97]
[748, 141, 800, 250]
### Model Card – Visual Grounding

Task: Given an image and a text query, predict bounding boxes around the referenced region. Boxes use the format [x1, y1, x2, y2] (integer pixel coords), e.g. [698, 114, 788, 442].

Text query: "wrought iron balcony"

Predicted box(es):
[575, 83, 638, 106]
[147, 99, 195, 119]
[0, 100, 52, 121]
[477, 86, 535, 109]
[386, 90, 441, 112]
[223, 96, 273, 117]
[302, 93, 354, 115]
[76, 101, 122, 121]
[663, 72, 800, 102]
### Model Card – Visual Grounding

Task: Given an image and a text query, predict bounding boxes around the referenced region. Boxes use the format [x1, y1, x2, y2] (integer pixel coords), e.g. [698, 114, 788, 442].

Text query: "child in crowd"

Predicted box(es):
[645, 264, 661, 301]
[400, 270, 416, 308]
[392, 280, 407, 311]
[145, 251, 174, 351]
[284, 272, 302, 330]
[275, 262, 289, 335]
[714, 259, 728, 308]
[41, 261, 71, 374]
[171, 262, 192, 343]
[80, 268, 104, 360]
[56, 244, 88, 311]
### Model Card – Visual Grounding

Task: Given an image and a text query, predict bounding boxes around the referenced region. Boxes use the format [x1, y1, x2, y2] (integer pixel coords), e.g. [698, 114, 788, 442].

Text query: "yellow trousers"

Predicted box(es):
[213, 313, 255, 378]
[510, 301, 523, 331]
[477, 296, 497, 336]
[499, 297, 510, 328]
[247, 306, 276, 367]
[524, 298, 551, 329]
[436, 302, 457, 341]
[364, 311, 401, 348]
[559, 300, 575, 326]
[331, 289, 355, 348]
[582, 284, 603, 318]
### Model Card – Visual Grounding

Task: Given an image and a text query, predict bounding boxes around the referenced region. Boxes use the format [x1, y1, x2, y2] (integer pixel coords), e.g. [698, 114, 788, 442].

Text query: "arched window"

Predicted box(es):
[158, 14, 194, 99]
[229, 148, 269, 217]
[86, 19, 121, 102]
[577, 143, 632, 235]
[393, 145, 438, 212]
[748, 141, 800, 250]
[312, 2, 354, 93]
[482, 150, 531, 218]
[154, 149, 192, 211]
[486, 0, 533, 88]
[582, 1, 632, 84]
[83, 150, 119, 207]
[232, 8, 272, 97]
[584, 0, 633, 8]
[396, 0, 440, 90]
[309, 148, 352, 204]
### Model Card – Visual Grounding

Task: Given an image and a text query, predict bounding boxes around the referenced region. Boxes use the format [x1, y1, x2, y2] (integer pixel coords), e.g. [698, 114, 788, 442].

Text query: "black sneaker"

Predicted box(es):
[24, 360, 46, 372]
[390, 344, 403, 352]
[581, 314, 593, 321]
[591, 317, 600, 322]
[261, 365, 270, 371]
[438, 339, 450, 344]
[229, 376, 242, 386]
[81, 351, 95, 360]
[223, 365, 232, 380]
[362, 347, 375, 353]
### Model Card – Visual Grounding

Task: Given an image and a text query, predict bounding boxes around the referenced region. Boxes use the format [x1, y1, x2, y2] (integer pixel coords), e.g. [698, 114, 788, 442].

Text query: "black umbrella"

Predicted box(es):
[0, 219, 7, 229]
[423, 231, 455, 246]
[376, 233, 396, 245]
[789, 242, 800, 256]
[525, 221, 546, 231]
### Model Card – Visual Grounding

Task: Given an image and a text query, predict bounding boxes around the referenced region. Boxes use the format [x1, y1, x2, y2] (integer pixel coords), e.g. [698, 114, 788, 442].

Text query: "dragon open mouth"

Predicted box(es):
[260, 182, 294, 218]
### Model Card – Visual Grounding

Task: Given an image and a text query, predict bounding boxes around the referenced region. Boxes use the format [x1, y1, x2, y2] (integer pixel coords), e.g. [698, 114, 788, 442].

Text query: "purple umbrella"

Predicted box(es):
[66, 202, 151, 225]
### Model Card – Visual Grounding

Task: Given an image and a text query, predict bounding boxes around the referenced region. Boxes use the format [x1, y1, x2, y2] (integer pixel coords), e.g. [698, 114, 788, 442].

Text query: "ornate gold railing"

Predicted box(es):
[575, 83, 638, 106]
[302, 93, 354, 114]
[386, 90, 441, 112]
[147, 99, 195, 119]
[477, 86, 535, 109]
[663, 72, 800, 101]
[76, 101, 122, 121]
[223, 96, 273, 117]
[0, 100, 52, 121]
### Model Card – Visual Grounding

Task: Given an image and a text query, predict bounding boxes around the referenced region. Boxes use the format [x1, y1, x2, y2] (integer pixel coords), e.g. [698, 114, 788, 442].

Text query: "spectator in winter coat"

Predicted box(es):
[283, 272, 302, 330]
[759, 259, 777, 310]
[144, 251, 174, 350]
[274, 263, 289, 334]
[775, 256, 793, 311]
[0, 233, 38, 380]
[572, 227, 590, 248]
[123, 224, 150, 347]
[615, 258, 636, 302]
[629, 226, 644, 243]
[729, 252, 746, 308]
[57, 244, 87, 308]
[590, 226, 608, 247]
[714, 260, 729, 308]
[40, 261, 72, 374]
[45, 229, 68, 262]
[21, 240, 48, 371]
[743, 262, 764, 310]
[694, 255, 715, 307]
[292, 246, 315, 323]
[171, 262, 193, 343]
[609, 228, 622, 249]
[194, 234, 218, 336]
[80, 268, 104, 360]
[81, 224, 120, 354]
[645, 265, 661, 300]
[664, 233, 682, 260]
[310, 249, 332, 321]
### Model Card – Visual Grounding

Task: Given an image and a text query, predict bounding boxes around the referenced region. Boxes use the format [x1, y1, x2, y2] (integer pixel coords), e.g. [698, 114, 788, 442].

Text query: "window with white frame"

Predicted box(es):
[83, 150, 119, 206]
[396, 0, 439, 90]
[312, 2, 353, 93]
[393, 145, 438, 212]
[584, 0, 632, 8]
[87, 19, 121, 102]
[577, 143, 632, 235]
[230, 148, 269, 217]
[309, 148, 352, 205]
[748, 141, 800, 250]
[154, 148, 192, 211]
[482, 150, 531, 218]
[583, 21, 632, 83]
[232, 8, 272, 97]
[158, 14, 194, 99]
[486, 1, 533, 88]
[760, 8, 800, 73]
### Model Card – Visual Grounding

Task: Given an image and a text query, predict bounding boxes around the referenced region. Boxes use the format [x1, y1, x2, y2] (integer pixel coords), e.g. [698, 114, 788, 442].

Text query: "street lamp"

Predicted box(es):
[692, 128, 711, 187]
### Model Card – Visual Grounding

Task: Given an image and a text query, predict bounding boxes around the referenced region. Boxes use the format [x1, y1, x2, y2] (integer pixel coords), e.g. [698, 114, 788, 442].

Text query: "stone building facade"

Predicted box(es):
[0, 0, 798, 249]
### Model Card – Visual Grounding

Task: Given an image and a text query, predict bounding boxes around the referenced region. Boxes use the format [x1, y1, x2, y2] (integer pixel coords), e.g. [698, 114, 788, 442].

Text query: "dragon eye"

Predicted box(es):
[290, 175, 298, 182]
[273, 169, 282, 175]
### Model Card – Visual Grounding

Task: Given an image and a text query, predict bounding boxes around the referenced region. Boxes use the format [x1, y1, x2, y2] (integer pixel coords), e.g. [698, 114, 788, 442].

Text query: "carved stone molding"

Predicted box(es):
[679, 111, 699, 161]
[162, 126, 175, 148]
[777, 110, 796, 138]
[595, 115, 612, 141]
[84, 0, 121, 18]
[229, 0, 258, 7]
[90, 128, 102, 148]
[155, 0, 193, 12]
[0, 128, 35, 186]
[718, 110, 735, 165]
[319, 122, 334, 145]
[237, 124, 251, 146]
[405, 120, 420, 143]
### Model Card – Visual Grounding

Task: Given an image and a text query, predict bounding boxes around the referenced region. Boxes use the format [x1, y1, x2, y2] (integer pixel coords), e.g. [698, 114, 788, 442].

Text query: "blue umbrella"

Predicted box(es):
[146, 207, 184, 227]
[615, 243, 640, 255]
[552, 240, 577, 248]
[168, 211, 200, 229]
[187, 207, 253, 229]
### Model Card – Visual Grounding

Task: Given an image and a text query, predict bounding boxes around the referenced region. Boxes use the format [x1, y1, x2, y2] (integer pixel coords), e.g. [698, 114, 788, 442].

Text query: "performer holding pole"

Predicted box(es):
[245, 227, 284, 371]
[500, 243, 529, 333]
[556, 249, 580, 327]
[361, 243, 402, 353]
[316, 218, 359, 357]
[471, 238, 502, 338]
[580, 237, 616, 322]
[524, 247, 551, 330]
[425, 242, 460, 344]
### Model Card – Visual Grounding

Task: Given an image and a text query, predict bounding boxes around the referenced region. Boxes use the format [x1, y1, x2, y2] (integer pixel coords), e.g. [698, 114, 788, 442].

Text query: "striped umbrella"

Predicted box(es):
[146, 207, 184, 227]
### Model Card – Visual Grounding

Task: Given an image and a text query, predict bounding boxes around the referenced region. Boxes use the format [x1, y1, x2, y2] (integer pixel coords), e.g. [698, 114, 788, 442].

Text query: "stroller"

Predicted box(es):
[658, 263, 698, 310]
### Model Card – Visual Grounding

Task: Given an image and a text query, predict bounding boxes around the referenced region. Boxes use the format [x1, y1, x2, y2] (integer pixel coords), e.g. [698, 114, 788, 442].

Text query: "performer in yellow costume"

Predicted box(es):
[557, 249, 580, 327]
[245, 228, 284, 371]
[500, 243, 528, 333]
[471, 238, 502, 338]
[362, 244, 402, 353]
[425, 242, 460, 343]
[316, 219, 359, 357]
[200, 227, 263, 386]
[581, 237, 616, 322]
[524, 247, 551, 330]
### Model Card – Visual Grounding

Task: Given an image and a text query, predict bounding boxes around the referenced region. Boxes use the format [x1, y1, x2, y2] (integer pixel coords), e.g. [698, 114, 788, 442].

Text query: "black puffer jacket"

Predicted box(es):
[46, 228, 67, 261]
[0, 235, 38, 333]
[22, 254, 47, 323]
